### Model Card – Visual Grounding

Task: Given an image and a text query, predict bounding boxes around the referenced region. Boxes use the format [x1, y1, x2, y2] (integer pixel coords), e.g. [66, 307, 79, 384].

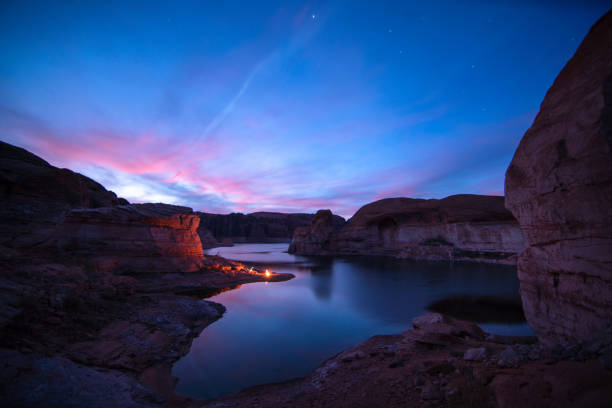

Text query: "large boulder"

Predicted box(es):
[290, 195, 525, 264]
[505, 11, 612, 346]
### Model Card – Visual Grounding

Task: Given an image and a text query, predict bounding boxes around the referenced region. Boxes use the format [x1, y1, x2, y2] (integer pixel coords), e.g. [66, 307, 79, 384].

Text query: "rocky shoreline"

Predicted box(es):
[197, 313, 612, 408]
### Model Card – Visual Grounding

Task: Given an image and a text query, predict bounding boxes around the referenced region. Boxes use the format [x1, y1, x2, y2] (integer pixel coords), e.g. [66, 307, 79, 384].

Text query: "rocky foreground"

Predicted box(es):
[198, 313, 612, 408]
[289, 195, 525, 265]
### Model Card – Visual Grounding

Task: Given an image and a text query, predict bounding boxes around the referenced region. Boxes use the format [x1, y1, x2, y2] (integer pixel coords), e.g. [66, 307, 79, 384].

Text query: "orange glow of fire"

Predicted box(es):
[265, 269, 271, 278]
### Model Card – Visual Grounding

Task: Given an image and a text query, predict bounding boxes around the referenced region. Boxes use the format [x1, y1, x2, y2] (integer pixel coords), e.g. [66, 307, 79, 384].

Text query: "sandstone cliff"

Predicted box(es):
[290, 195, 525, 264]
[505, 10, 612, 347]
[53, 203, 206, 274]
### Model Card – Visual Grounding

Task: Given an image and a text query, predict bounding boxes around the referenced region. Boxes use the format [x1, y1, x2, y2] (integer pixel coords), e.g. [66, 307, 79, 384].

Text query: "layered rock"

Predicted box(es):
[505, 11, 612, 347]
[197, 211, 344, 246]
[53, 203, 206, 274]
[290, 195, 525, 264]
[0, 140, 128, 251]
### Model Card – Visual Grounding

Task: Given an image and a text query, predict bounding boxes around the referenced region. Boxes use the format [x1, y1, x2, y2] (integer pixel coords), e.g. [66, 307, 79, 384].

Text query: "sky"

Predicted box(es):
[1, 1, 610, 217]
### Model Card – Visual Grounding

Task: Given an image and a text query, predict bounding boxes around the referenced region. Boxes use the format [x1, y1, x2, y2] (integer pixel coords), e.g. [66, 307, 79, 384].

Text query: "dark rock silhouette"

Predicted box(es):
[197, 211, 345, 248]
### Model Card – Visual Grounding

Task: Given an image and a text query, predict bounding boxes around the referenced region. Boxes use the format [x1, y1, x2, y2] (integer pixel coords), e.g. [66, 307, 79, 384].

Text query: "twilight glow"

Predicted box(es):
[1, 1, 609, 217]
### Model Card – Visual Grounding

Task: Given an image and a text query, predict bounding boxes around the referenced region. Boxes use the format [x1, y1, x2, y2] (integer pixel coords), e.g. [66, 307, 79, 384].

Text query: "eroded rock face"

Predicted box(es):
[290, 195, 524, 264]
[505, 11, 612, 347]
[0, 141, 128, 251]
[53, 203, 206, 274]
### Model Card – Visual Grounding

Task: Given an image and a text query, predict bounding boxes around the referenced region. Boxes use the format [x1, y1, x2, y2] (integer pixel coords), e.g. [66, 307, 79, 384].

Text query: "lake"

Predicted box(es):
[172, 243, 532, 400]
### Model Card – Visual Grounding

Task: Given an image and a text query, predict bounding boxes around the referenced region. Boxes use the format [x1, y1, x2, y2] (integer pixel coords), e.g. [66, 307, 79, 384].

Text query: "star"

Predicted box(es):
[312, 14, 316, 19]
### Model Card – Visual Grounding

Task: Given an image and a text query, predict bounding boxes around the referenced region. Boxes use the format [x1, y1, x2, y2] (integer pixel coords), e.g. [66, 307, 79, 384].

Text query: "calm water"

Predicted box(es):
[172, 243, 532, 400]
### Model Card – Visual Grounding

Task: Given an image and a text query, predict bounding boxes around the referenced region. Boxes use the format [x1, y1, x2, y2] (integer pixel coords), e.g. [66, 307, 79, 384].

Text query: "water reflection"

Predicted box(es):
[172, 243, 533, 400]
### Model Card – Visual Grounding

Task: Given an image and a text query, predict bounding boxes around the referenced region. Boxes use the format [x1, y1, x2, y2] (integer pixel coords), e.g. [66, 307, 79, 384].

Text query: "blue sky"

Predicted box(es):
[1, 0, 609, 217]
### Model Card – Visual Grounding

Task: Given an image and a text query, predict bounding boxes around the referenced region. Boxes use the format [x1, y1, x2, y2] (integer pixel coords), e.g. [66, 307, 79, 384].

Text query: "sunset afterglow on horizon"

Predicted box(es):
[1, 0, 609, 217]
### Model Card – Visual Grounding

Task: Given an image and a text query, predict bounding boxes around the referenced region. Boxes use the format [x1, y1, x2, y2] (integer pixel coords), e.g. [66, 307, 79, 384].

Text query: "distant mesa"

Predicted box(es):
[197, 210, 345, 249]
[289, 194, 525, 265]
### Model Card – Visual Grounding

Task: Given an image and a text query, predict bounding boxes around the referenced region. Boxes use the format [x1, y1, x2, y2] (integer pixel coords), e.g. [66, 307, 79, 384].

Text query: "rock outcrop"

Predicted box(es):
[505, 11, 612, 347]
[0, 140, 128, 251]
[53, 203, 206, 274]
[197, 211, 345, 246]
[290, 195, 525, 264]
[288, 209, 345, 254]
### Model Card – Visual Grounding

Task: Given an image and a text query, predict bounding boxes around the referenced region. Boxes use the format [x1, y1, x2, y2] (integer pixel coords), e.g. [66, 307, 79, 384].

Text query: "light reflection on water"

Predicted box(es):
[172, 243, 532, 400]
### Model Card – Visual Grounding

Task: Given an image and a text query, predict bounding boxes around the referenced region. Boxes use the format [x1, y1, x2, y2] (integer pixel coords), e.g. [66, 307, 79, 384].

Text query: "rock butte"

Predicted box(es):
[505, 9, 612, 347]
[289, 195, 525, 265]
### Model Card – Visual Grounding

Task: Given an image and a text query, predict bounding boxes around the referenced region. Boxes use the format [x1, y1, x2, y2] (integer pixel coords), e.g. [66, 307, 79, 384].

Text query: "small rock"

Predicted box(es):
[600, 353, 612, 371]
[497, 346, 522, 368]
[421, 384, 442, 400]
[413, 376, 425, 387]
[389, 360, 404, 368]
[464, 347, 487, 362]
[341, 351, 365, 362]
[527, 345, 542, 360]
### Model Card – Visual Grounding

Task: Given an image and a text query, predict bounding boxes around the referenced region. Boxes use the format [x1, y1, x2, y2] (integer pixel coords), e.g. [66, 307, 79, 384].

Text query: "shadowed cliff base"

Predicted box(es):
[427, 295, 526, 324]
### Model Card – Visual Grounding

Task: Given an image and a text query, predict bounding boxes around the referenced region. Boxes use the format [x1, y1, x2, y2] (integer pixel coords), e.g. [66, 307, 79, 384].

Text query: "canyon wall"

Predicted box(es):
[290, 195, 525, 264]
[197, 211, 345, 247]
[505, 11, 612, 347]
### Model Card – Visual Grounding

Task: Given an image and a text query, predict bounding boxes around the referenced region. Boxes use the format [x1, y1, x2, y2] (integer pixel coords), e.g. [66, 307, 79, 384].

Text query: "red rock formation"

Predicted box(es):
[53, 203, 206, 274]
[505, 11, 612, 347]
[290, 195, 525, 264]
